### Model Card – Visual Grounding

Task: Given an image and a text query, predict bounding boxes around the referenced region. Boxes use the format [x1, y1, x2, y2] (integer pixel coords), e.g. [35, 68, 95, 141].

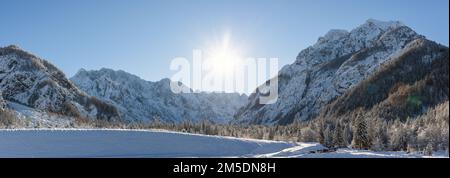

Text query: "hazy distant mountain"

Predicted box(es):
[0, 45, 120, 121]
[71, 68, 247, 123]
[234, 19, 446, 125]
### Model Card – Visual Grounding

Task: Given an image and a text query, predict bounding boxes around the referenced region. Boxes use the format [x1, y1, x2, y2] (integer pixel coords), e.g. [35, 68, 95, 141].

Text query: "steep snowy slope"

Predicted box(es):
[0, 45, 120, 121]
[71, 68, 247, 123]
[235, 19, 424, 125]
[320, 38, 449, 121]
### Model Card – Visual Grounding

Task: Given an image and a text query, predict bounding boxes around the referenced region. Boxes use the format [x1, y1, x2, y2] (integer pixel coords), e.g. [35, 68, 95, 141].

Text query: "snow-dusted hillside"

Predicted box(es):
[0, 45, 120, 121]
[235, 19, 424, 124]
[0, 129, 445, 158]
[5, 101, 75, 128]
[71, 68, 247, 123]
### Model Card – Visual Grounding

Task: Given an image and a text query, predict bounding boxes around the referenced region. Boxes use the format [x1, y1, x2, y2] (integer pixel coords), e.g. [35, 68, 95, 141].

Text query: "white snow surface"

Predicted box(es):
[0, 129, 446, 158]
[0, 129, 294, 158]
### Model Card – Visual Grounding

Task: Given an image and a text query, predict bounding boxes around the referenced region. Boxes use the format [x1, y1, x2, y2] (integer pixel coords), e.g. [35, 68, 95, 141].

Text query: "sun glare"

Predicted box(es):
[204, 33, 243, 79]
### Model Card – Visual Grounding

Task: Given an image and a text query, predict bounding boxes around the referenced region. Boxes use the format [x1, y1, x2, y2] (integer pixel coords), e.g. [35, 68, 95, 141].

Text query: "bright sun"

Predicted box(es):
[204, 33, 243, 78]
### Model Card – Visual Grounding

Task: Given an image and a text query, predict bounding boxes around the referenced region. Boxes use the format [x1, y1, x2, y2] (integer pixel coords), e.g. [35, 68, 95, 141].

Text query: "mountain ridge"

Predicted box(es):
[71, 68, 247, 123]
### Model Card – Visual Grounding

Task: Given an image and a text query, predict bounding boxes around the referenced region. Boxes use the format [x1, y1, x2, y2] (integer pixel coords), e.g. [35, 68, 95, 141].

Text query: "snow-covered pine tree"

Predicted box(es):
[343, 124, 353, 146]
[332, 122, 346, 148]
[0, 93, 6, 110]
[352, 111, 371, 150]
[424, 143, 434, 156]
[389, 121, 408, 151]
[317, 119, 326, 146]
[323, 125, 333, 147]
[369, 118, 388, 151]
[300, 127, 317, 142]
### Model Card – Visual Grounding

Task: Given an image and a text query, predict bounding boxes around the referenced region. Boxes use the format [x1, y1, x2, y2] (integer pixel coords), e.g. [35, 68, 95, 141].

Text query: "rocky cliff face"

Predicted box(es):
[235, 19, 425, 125]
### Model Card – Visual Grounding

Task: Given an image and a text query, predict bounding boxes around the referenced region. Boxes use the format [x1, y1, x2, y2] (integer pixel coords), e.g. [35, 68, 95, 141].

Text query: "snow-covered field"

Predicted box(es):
[0, 129, 447, 158]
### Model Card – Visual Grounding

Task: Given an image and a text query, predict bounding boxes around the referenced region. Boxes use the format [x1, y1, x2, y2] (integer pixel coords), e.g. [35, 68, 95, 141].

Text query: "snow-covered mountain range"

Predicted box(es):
[234, 19, 433, 125]
[1, 19, 447, 127]
[71, 68, 247, 123]
[0, 46, 246, 124]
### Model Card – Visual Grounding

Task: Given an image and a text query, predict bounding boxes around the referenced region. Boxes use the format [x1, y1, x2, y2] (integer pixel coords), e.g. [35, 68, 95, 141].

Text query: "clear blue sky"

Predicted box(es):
[1, 0, 448, 82]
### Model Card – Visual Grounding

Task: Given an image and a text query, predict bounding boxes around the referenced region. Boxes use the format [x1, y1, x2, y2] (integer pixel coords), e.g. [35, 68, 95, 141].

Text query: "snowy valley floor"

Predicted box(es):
[0, 129, 447, 158]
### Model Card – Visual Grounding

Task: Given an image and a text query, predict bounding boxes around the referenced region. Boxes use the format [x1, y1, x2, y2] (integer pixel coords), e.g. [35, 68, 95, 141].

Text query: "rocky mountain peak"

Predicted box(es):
[363, 19, 404, 30]
[295, 19, 410, 67]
